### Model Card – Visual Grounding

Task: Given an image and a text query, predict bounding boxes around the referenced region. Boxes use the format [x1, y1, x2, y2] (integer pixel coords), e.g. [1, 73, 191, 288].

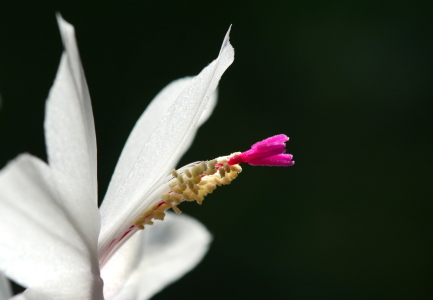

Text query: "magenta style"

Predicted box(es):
[228, 134, 295, 167]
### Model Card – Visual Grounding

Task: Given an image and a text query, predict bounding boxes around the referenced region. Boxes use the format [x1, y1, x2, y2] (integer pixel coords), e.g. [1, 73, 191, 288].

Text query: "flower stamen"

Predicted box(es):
[134, 155, 242, 230]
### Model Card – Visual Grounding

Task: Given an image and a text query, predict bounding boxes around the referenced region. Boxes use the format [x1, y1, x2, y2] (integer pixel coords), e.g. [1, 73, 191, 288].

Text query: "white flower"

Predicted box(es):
[0, 15, 234, 300]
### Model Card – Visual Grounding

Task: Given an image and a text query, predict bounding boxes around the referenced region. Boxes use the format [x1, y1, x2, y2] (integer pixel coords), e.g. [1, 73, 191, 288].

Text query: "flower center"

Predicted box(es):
[133, 154, 243, 230]
[99, 134, 294, 267]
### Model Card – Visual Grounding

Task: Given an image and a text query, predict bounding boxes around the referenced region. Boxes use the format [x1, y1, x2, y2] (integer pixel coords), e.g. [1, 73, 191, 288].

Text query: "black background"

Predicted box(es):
[1, 1, 432, 299]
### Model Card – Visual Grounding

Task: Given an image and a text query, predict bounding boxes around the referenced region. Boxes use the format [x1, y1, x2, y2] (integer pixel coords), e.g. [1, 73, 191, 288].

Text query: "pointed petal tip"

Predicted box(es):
[219, 25, 234, 56]
[47, 12, 99, 202]
[55, 12, 63, 22]
[100, 23, 234, 251]
[55, 13, 76, 48]
[55, 13, 71, 31]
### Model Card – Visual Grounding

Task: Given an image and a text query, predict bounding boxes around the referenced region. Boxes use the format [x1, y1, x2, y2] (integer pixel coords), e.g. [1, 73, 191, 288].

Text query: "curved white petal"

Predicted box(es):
[44, 15, 97, 202]
[102, 213, 211, 300]
[99, 28, 234, 254]
[198, 87, 218, 127]
[100, 225, 142, 299]
[0, 272, 12, 300]
[104, 77, 218, 211]
[10, 272, 103, 300]
[180, 87, 218, 162]
[0, 154, 100, 292]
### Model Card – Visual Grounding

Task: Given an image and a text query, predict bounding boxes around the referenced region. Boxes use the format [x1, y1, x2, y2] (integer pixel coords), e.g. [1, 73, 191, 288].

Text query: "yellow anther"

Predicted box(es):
[178, 182, 187, 191]
[191, 187, 199, 195]
[172, 205, 182, 214]
[182, 191, 193, 201]
[192, 176, 201, 184]
[219, 157, 228, 164]
[170, 193, 182, 201]
[206, 168, 217, 175]
[134, 216, 146, 226]
[228, 171, 239, 180]
[136, 161, 242, 231]
[180, 192, 188, 201]
[186, 180, 194, 190]
[213, 177, 223, 186]
[192, 165, 203, 177]
[198, 178, 208, 185]
[195, 196, 203, 205]
[205, 184, 216, 193]
[208, 159, 217, 169]
[171, 169, 179, 178]
[158, 203, 171, 211]
[230, 164, 242, 172]
[222, 176, 231, 184]
[142, 209, 154, 218]
[153, 210, 165, 220]
[170, 194, 182, 204]
[171, 185, 183, 194]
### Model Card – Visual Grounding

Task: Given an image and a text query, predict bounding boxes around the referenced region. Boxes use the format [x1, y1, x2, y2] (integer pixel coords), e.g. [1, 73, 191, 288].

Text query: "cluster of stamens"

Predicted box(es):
[134, 154, 242, 230]
[101, 134, 293, 268]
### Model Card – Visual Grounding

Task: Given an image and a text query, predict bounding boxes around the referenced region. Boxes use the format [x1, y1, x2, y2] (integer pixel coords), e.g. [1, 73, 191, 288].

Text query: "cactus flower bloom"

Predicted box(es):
[0, 15, 293, 300]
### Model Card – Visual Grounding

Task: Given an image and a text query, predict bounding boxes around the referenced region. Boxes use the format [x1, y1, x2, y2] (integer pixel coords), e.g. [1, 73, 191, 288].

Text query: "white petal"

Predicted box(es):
[0, 272, 12, 300]
[104, 78, 218, 212]
[10, 272, 103, 300]
[44, 15, 97, 202]
[99, 28, 233, 254]
[102, 213, 211, 300]
[181, 87, 218, 161]
[0, 154, 100, 291]
[100, 226, 142, 299]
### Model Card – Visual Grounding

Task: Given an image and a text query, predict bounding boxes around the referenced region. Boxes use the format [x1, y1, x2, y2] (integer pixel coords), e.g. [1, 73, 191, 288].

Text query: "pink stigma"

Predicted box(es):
[228, 134, 295, 167]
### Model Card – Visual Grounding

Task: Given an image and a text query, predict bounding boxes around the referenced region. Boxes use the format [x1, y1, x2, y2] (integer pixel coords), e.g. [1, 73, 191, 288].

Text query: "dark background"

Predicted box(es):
[1, 1, 432, 299]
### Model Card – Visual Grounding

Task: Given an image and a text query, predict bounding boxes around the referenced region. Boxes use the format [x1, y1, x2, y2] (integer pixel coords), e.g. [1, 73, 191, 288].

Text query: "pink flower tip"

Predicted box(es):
[228, 134, 295, 167]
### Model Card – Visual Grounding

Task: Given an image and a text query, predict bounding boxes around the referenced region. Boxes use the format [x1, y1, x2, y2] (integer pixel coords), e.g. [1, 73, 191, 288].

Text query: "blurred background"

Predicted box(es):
[0, 1, 432, 299]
